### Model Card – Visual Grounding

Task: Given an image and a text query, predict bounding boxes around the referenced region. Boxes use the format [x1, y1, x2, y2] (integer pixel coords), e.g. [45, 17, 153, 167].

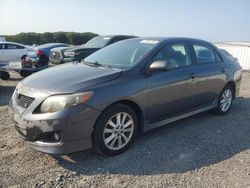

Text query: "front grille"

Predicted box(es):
[49, 50, 62, 64]
[16, 93, 35, 108]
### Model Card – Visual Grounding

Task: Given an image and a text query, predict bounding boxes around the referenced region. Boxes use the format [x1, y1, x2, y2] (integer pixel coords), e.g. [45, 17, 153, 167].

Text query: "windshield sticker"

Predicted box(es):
[140, 40, 159, 44]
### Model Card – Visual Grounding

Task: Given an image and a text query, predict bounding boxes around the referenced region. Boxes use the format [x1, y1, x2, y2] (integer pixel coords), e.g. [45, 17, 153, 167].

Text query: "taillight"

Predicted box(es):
[36, 49, 44, 56]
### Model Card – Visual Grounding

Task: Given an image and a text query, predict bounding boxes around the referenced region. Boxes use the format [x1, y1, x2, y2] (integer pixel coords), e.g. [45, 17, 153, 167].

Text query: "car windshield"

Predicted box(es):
[84, 36, 111, 48]
[84, 39, 158, 69]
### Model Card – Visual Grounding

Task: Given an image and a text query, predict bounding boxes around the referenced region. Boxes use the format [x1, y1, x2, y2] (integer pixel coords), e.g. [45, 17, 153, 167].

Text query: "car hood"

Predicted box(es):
[22, 63, 122, 94]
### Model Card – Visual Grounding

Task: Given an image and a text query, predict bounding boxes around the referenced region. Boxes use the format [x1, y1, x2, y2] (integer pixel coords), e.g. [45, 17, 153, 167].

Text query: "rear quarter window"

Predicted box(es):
[215, 50, 223, 62]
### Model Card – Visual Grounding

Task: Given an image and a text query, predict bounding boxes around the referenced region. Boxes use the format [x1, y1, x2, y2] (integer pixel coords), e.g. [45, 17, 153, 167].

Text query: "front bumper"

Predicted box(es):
[9, 87, 101, 154]
[14, 118, 92, 154]
[27, 138, 92, 154]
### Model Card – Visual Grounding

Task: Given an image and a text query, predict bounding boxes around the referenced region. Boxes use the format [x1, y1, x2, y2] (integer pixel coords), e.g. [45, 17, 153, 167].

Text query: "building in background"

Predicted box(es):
[215, 42, 250, 70]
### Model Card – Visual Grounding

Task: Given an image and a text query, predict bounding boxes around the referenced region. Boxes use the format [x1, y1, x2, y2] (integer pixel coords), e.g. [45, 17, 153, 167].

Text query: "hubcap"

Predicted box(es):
[220, 89, 232, 112]
[103, 112, 134, 150]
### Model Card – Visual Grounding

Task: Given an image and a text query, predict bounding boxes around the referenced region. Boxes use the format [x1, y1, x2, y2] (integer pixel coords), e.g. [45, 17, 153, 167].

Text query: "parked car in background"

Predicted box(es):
[28, 43, 71, 61]
[49, 35, 137, 65]
[49, 46, 74, 65]
[19, 54, 50, 78]
[0, 42, 27, 63]
[10, 37, 242, 156]
[17, 43, 71, 78]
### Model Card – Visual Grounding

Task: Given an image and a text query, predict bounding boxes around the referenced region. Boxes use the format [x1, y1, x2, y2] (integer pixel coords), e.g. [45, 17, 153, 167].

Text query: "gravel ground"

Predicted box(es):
[0, 71, 250, 188]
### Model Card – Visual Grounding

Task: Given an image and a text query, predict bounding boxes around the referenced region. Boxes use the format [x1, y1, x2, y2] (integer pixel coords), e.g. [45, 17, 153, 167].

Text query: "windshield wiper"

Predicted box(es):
[83, 61, 112, 69]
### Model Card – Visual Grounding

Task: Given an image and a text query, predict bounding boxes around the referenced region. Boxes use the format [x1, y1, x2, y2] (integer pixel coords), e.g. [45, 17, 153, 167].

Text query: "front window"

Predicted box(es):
[84, 39, 158, 69]
[153, 43, 191, 69]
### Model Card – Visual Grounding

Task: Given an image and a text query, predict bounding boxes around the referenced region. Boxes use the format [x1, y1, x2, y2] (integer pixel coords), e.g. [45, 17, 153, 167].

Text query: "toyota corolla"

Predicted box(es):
[9, 37, 242, 156]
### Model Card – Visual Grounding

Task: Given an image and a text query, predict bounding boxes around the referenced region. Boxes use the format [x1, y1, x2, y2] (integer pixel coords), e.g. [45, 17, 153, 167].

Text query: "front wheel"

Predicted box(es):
[216, 86, 234, 115]
[93, 104, 138, 156]
[0, 71, 10, 80]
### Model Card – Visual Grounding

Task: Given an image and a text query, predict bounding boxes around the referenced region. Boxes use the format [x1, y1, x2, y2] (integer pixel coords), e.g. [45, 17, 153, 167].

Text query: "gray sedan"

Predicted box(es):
[9, 37, 242, 156]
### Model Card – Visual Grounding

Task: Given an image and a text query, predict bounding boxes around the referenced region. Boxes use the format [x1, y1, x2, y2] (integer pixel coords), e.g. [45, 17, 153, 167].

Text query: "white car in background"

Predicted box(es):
[0, 37, 6, 42]
[0, 42, 28, 69]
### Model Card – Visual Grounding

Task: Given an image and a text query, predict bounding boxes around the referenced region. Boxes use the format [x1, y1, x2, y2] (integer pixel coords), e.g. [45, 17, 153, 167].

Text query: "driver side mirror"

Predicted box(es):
[147, 60, 170, 74]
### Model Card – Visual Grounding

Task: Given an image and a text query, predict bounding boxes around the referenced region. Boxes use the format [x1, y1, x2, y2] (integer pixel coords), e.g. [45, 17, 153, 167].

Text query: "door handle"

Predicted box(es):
[189, 73, 195, 79]
[221, 68, 225, 73]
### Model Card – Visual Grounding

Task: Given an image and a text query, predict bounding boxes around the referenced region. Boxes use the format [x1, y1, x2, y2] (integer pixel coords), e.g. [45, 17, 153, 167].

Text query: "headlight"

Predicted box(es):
[16, 81, 24, 90]
[13, 82, 22, 98]
[39, 92, 93, 113]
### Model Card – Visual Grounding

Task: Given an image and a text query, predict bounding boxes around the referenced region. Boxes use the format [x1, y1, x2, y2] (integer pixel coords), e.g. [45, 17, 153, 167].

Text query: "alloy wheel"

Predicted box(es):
[220, 88, 232, 112]
[103, 112, 134, 150]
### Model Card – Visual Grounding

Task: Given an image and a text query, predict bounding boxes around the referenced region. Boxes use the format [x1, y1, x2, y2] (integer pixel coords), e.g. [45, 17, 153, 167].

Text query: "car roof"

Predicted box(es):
[0, 41, 26, 47]
[96, 35, 137, 39]
[124, 37, 214, 46]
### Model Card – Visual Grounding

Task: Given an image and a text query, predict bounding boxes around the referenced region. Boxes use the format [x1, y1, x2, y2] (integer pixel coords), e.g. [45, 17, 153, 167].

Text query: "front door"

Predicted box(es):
[147, 42, 198, 123]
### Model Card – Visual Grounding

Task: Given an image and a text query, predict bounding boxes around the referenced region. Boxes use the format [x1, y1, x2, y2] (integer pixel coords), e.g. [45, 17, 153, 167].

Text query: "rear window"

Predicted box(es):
[193, 44, 216, 64]
[7, 43, 25, 49]
[7, 44, 18, 49]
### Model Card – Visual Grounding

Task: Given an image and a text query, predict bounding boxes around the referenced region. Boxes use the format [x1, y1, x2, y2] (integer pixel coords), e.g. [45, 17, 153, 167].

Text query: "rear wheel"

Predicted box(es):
[216, 85, 233, 115]
[19, 70, 32, 77]
[93, 104, 138, 156]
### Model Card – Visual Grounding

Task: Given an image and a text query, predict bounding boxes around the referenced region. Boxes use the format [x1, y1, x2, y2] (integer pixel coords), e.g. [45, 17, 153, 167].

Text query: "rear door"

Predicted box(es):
[191, 42, 227, 108]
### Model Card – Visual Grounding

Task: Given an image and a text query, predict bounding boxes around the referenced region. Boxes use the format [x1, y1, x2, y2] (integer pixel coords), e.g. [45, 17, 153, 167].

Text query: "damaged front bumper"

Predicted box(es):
[9, 85, 101, 154]
[11, 108, 97, 154]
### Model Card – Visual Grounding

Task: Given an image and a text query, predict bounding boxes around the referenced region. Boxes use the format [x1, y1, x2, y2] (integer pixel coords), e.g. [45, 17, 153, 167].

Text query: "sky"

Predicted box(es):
[0, 0, 250, 42]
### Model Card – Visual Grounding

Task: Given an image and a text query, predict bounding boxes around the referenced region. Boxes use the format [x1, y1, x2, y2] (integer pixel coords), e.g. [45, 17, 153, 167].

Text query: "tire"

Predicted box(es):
[0, 71, 10, 80]
[215, 85, 234, 115]
[93, 103, 138, 156]
[19, 70, 32, 77]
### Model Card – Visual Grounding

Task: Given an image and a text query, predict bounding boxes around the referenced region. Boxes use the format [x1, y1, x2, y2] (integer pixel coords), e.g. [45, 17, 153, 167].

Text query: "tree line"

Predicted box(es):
[2, 32, 99, 45]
